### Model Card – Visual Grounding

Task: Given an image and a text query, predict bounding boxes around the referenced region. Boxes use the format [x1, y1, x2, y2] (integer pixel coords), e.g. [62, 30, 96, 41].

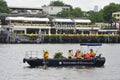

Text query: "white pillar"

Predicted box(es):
[24, 29, 27, 34]
[48, 28, 51, 35]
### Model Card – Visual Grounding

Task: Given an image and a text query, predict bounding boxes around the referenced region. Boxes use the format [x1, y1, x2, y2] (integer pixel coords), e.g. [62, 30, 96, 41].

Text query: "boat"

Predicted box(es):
[23, 56, 105, 67]
[23, 43, 105, 67]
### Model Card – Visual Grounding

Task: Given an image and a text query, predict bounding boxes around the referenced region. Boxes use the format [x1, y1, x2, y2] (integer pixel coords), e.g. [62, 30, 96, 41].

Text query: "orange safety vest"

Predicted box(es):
[75, 52, 79, 58]
[84, 54, 90, 59]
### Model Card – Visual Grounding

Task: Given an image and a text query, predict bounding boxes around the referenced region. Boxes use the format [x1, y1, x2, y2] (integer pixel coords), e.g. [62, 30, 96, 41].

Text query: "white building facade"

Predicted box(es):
[42, 6, 70, 15]
[9, 6, 43, 14]
[112, 12, 120, 22]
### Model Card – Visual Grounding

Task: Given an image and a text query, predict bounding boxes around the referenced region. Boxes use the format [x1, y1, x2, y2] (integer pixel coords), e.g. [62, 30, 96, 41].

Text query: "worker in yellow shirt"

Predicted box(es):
[68, 50, 73, 59]
[78, 51, 83, 59]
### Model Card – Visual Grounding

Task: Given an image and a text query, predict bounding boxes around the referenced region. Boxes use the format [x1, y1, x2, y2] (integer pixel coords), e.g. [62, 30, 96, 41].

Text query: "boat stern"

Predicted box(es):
[95, 57, 106, 67]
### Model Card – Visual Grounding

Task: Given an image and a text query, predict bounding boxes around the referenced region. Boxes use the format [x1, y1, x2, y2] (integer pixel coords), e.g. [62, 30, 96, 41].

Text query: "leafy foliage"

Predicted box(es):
[102, 3, 120, 23]
[54, 52, 65, 59]
[49, 1, 120, 23]
[49, 0, 73, 11]
[49, 1, 64, 6]
[88, 10, 104, 23]
[71, 7, 83, 18]
[57, 7, 83, 18]
[57, 10, 73, 18]
[0, 0, 10, 13]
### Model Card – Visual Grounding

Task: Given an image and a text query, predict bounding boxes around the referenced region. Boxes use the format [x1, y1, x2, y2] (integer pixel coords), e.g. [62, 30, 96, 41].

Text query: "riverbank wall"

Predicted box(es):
[43, 34, 120, 43]
[0, 34, 120, 43]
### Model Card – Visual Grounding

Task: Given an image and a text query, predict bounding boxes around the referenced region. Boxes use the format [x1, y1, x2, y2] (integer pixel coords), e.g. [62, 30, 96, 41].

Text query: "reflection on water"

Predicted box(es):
[0, 44, 120, 80]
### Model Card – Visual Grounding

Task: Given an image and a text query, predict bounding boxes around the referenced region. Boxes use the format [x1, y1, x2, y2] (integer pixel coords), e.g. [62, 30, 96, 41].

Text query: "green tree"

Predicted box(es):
[97, 10, 104, 22]
[57, 10, 73, 18]
[102, 3, 120, 23]
[0, 0, 10, 13]
[57, 7, 84, 18]
[89, 10, 104, 23]
[71, 7, 83, 18]
[49, 1, 64, 6]
[49, 0, 73, 11]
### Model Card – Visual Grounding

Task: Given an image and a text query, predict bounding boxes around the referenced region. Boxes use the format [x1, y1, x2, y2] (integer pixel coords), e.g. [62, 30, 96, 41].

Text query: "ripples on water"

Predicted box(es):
[0, 44, 120, 80]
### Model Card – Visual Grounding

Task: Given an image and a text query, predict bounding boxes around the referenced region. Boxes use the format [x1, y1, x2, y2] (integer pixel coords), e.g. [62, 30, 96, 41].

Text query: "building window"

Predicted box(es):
[117, 14, 119, 17]
[51, 7, 53, 10]
[62, 8, 65, 11]
[66, 8, 69, 11]
[114, 14, 117, 17]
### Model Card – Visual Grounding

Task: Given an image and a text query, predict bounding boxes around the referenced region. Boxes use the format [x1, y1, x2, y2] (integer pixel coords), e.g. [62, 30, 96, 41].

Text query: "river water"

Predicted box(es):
[0, 43, 120, 80]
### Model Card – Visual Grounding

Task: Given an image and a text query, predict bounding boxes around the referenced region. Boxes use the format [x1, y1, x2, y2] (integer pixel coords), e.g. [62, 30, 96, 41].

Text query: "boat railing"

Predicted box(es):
[25, 51, 42, 59]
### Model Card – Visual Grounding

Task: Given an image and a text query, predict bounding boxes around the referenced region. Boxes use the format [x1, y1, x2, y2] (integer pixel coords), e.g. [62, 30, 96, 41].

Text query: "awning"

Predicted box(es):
[52, 18, 73, 22]
[6, 17, 49, 22]
[73, 19, 91, 23]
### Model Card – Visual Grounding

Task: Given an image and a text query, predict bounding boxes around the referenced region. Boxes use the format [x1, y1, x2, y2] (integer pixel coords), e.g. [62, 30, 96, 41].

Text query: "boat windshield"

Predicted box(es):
[80, 43, 102, 54]
[80, 43, 102, 46]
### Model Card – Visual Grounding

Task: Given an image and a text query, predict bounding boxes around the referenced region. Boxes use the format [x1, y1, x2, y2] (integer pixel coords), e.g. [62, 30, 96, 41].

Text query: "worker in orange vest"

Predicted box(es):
[89, 49, 95, 57]
[74, 50, 79, 58]
[84, 53, 90, 59]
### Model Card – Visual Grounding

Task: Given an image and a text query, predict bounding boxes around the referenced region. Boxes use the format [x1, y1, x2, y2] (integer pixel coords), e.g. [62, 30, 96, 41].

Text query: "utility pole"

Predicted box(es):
[119, 22, 120, 43]
[119, 22, 120, 33]
[6, 25, 14, 43]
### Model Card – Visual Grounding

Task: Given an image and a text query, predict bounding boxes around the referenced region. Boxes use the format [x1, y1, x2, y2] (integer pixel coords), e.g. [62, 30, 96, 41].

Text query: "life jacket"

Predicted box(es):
[75, 52, 79, 58]
[84, 54, 90, 59]
[44, 52, 49, 59]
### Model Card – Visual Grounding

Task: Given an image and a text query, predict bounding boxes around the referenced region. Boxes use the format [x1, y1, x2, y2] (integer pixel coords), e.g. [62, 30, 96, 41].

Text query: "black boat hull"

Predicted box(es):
[23, 57, 105, 67]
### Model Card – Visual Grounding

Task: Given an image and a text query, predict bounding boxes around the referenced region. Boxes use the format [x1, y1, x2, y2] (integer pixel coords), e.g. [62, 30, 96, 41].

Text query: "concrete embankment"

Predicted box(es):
[43, 35, 120, 43]
[0, 34, 120, 43]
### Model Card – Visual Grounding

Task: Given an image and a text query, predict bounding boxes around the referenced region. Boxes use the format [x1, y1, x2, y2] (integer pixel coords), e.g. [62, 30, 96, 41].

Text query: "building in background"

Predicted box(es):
[5, 17, 51, 35]
[42, 5, 70, 15]
[9, 6, 43, 14]
[5, 16, 102, 35]
[93, 5, 99, 12]
[112, 12, 120, 30]
[112, 12, 120, 22]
